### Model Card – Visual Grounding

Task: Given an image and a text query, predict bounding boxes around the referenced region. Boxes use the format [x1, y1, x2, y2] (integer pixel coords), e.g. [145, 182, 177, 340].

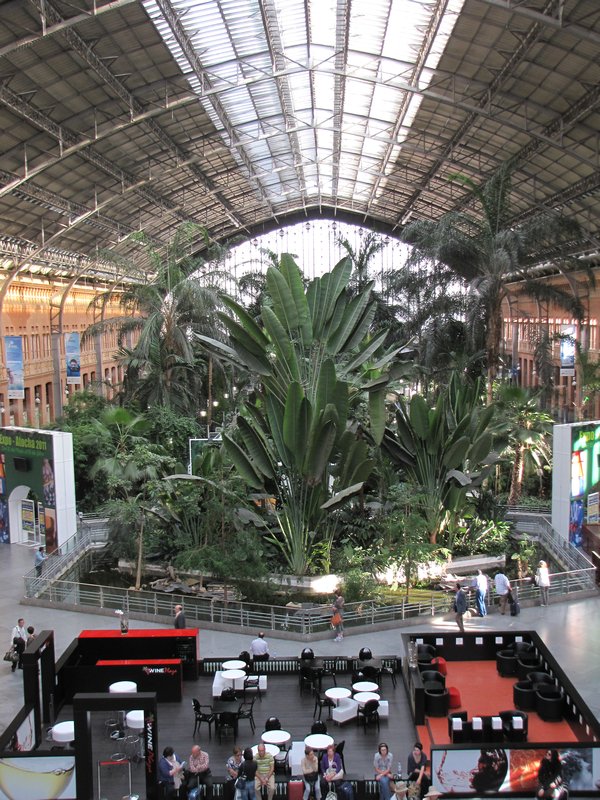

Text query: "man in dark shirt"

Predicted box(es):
[174, 604, 186, 629]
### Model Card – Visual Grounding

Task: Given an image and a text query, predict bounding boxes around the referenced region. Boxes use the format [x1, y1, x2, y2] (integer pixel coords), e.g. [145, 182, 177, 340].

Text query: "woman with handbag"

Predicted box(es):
[158, 746, 185, 799]
[331, 592, 345, 642]
[224, 747, 244, 800]
[236, 748, 257, 800]
[302, 747, 321, 800]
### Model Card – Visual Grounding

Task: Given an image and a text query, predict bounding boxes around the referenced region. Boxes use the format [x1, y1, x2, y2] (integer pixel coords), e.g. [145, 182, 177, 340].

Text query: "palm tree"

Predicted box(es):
[494, 385, 552, 505]
[86, 222, 230, 413]
[401, 164, 586, 402]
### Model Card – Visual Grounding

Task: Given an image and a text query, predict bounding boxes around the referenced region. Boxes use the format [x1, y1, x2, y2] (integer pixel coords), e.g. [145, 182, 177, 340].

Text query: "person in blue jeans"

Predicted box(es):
[473, 570, 488, 617]
[237, 748, 257, 800]
[374, 743, 394, 800]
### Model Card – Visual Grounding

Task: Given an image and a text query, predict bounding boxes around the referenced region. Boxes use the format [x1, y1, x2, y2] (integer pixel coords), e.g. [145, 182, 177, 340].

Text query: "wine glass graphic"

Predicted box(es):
[0, 757, 75, 800]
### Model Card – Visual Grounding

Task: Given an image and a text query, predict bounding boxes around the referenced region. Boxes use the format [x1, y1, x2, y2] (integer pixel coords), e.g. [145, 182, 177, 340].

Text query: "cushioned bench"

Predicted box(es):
[332, 697, 359, 725]
[212, 671, 267, 698]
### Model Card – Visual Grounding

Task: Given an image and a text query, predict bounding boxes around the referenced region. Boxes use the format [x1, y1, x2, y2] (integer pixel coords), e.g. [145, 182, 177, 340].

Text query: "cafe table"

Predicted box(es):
[325, 687, 352, 706]
[261, 729, 291, 746]
[222, 669, 246, 688]
[353, 691, 380, 707]
[304, 733, 334, 750]
[352, 680, 379, 693]
[222, 660, 247, 670]
[51, 721, 75, 744]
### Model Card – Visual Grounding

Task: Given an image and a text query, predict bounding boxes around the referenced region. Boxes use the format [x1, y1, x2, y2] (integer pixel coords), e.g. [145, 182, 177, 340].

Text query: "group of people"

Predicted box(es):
[158, 743, 213, 799]
[8, 617, 36, 671]
[371, 742, 440, 800]
[453, 561, 552, 632]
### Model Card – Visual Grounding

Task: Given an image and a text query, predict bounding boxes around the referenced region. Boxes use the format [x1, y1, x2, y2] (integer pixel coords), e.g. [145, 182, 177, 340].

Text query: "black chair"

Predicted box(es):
[417, 643, 436, 669]
[274, 747, 289, 774]
[313, 689, 335, 720]
[496, 649, 518, 677]
[535, 686, 564, 721]
[237, 698, 256, 733]
[358, 647, 373, 661]
[513, 680, 536, 711]
[300, 665, 318, 694]
[192, 699, 215, 739]
[424, 688, 449, 717]
[301, 648, 315, 661]
[319, 659, 337, 688]
[357, 699, 380, 732]
[360, 665, 381, 684]
[335, 740, 346, 772]
[499, 710, 528, 742]
[265, 716, 281, 731]
[310, 720, 328, 735]
[379, 660, 398, 689]
[239, 651, 252, 669]
[420, 670, 445, 688]
[243, 674, 262, 701]
[527, 671, 554, 689]
[216, 711, 238, 742]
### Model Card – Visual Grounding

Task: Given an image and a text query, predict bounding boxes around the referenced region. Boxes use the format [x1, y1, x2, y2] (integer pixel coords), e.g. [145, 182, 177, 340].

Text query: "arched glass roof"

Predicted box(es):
[0, 0, 598, 281]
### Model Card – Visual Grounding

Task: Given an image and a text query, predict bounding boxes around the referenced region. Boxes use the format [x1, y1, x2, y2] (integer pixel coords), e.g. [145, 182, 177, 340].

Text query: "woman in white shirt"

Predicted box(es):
[536, 561, 550, 606]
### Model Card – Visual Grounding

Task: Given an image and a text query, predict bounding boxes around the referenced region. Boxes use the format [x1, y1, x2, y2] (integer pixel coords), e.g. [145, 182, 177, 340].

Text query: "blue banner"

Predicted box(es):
[65, 332, 81, 385]
[4, 335, 24, 399]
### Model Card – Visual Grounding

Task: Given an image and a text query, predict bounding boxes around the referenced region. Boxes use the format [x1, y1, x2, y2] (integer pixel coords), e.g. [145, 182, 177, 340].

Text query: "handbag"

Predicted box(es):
[235, 777, 247, 790]
[331, 612, 342, 627]
[3, 648, 16, 663]
[326, 791, 337, 800]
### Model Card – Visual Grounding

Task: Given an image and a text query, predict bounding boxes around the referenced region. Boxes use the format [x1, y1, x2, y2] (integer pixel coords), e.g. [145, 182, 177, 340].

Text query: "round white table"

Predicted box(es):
[352, 680, 379, 693]
[354, 691, 380, 706]
[125, 710, 145, 731]
[51, 721, 75, 743]
[222, 659, 247, 670]
[222, 669, 246, 684]
[261, 729, 291, 746]
[109, 680, 138, 693]
[325, 687, 352, 705]
[304, 733, 334, 750]
[252, 743, 280, 757]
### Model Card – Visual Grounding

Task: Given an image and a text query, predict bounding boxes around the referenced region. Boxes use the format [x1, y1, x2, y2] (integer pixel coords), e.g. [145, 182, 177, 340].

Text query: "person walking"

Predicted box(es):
[10, 618, 28, 672]
[454, 584, 467, 633]
[331, 591, 345, 642]
[34, 546, 46, 577]
[494, 569, 511, 615]
[173, 604, 186, 629]
[536, 561, 551, 606]
[473, 570, 488, 617]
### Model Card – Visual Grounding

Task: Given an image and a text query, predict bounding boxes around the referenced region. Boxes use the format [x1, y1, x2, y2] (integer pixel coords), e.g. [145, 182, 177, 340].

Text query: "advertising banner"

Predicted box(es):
[4, 336, 24, 399]
[588, 491, 600, 524]
[560, 325, 576, 377]
[64, 332, 81, 385]
[21, 498, 35, 539]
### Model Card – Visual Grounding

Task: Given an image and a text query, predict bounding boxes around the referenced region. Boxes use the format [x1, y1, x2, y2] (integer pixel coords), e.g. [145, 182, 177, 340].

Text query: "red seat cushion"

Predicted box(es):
[431, 656, 447, 676]
[448, 686, 461, 708]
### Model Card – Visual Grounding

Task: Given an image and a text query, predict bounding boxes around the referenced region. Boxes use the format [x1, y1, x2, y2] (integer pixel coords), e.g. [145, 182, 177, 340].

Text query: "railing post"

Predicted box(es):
[99, 585, 104, 609]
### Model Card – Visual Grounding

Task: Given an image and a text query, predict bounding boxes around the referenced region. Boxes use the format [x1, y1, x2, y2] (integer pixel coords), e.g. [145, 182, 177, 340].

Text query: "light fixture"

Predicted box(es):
[199, 410, 207, 418]
[212, 400, 219, 408]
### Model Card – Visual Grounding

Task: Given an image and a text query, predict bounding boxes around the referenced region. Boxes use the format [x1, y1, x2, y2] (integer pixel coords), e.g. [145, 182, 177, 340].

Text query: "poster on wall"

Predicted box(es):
[431, 746, 597, 795]
[560, 325, 576, 377]
[4, 336, 24, 400]
[20, 499, 35, 540]
[0, 755, 76, 799]
[569, 424, 600, 545]
[588, 491, 600, 525]
[64, 332, 81, 385]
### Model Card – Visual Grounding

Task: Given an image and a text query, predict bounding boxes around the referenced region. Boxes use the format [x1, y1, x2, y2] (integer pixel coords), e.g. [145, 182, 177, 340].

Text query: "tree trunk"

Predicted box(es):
[135, 513, 144, 591]
[508, 444, 524, 506]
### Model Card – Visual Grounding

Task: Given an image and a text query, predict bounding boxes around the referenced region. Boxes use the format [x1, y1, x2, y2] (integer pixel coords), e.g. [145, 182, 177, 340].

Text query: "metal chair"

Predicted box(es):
[310, 720, 327, 735]
[357, 699, 380, 732]
[243, 674, 262, 701]
[358, 647, 372, 661]
[299, 665, 318, 694]
[192, 699, 215, 739]
[300, 648, 315, 661]
[216, 711, 238, 742]
[313, 689, 335, 721]
[265, 716, 281, 731]
[237, 698, 256, 733]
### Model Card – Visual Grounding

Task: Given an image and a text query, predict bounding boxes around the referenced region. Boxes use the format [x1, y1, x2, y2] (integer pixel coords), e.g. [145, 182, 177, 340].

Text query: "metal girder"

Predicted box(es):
[0, 0, 138, 59]
[25, 0, 246, 229]
[330, 0, 351, 203]
[152, 0, 270, 224]
[480, 0, 600, 47]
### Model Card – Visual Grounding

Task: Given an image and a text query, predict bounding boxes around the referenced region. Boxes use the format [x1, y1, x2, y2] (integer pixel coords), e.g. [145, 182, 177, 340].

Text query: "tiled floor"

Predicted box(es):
[2, 541, 600, 741]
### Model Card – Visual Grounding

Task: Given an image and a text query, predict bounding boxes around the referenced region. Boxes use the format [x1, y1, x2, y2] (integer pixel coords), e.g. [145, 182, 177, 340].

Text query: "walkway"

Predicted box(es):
[2, 542, 599, 734]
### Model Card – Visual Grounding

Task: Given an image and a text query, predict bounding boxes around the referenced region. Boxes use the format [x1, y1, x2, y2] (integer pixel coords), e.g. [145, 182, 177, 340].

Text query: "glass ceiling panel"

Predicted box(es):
[142, 0, 465, 215]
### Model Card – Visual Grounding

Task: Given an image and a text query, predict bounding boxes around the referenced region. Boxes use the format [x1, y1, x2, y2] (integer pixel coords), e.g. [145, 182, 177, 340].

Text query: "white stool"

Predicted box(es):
[125, 710, 144, 731]
[109, 681, 138, 693]
[51, 720, 75, 744]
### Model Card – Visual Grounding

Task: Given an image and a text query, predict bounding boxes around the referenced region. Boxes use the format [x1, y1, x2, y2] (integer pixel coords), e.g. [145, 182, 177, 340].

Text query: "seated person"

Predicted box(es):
[320, 744, 343, 797]
[187, 744, 213, 799]
[255, 743, 275, 800]
[158, 746, 185, 799]
[224, 746, 244, 800]
[406, 742, 430, 799]
[374, 743, 394, 800]
[302, 747, 322, 800]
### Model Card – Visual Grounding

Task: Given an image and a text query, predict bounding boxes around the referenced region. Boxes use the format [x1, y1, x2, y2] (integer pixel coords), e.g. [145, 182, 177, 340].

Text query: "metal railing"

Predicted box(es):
[506, 510, 594, 574]
[24, 565, 597, 637]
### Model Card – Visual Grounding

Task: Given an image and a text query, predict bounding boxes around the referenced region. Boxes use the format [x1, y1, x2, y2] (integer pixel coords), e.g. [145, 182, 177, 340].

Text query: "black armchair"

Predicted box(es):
[499, 710, 528, 742]
[265, 716, 281, 731]
[496, 649, 518, 677]
[513, 680, 536, 711]
[192, 699, 215, 738]
[535, 686, 564, 721]
[310, 720, 328, 735]
[420, 670, 445, 688]
[300, 648, 315, 661]
[358, 647, 373, 661]
[357, 699, 380, 732]
[424, 688, 449, 717]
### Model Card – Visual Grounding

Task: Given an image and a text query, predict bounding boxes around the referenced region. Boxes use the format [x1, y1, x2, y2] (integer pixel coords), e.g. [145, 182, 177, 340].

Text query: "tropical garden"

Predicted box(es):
[54, 165, 590, 604]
